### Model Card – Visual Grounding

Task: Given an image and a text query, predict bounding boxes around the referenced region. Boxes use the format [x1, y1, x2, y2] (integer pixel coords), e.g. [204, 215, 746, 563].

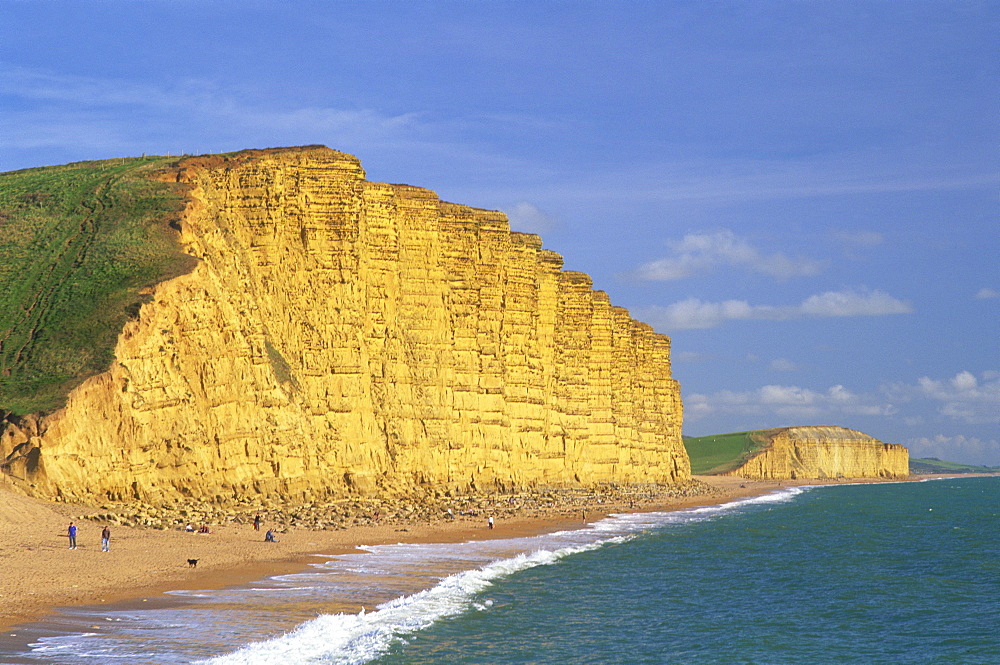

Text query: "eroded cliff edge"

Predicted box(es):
[3, 146, 688, 504]
[729, 426, 908, 480]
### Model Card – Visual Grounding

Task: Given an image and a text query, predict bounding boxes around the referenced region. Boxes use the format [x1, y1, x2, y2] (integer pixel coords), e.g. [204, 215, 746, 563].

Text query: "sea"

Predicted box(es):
[2, 476, 997, 664]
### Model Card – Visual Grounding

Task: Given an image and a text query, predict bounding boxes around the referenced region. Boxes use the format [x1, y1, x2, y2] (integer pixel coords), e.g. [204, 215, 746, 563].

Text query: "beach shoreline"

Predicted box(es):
[0, 473, 984, 633]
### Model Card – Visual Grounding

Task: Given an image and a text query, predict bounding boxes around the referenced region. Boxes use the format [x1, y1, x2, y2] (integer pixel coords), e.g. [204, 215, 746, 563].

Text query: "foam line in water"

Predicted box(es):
[729, 485, 810, 505]
[201, 543, 603, 665]
[21, 485, 814, 664]
[201, 486, 807, 665]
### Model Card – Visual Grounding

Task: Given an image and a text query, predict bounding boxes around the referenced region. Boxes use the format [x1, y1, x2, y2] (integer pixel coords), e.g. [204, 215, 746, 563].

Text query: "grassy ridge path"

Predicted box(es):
[683, 430, 768, 475]
[0, 157, 193, 415]
[2, 176, 112, 368]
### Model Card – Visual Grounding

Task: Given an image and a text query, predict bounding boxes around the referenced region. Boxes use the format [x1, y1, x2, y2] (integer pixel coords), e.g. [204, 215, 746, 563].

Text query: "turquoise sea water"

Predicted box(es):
[4, 477, 998, 664]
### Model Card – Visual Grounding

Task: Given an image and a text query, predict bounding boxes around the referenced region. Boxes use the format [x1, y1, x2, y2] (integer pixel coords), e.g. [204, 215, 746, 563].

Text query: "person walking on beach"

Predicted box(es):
[488, 516, 494, 530]
[101, 526, 111, 552]
[253, 514, 261, 531]
[68, 522, 77, 549]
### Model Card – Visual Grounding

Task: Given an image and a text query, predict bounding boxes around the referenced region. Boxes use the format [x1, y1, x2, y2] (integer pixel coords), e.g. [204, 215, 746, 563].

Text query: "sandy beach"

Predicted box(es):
[0, 474, 943, 632]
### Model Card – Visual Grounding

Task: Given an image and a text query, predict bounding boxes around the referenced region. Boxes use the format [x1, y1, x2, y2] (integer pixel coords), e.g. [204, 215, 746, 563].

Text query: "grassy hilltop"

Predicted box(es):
[0, 157, 194, 415]
[683, 430, 770, 475]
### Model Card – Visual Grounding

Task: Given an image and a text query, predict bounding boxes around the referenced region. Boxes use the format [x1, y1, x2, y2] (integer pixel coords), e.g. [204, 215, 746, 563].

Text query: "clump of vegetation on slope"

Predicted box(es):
[0, 156, 196, 415]
[683, 430, 772, 475]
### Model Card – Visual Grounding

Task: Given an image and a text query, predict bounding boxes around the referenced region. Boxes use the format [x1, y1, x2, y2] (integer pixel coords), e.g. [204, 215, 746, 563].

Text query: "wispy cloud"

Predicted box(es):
[236, 106, 425, 140]
[0, 66, 447, 163]
[633, 230, 826, 281]
[975, 287, 999, 299]
[638, 287, 912, 330]
[905, 434, 1000, 467]
[674, 351, 712, 363]
[770, 358, 799, 372]
[497, 152, 1000, 210]
[1, 65, 562, 190]
[834, 230, 884, 249]
[503, 202, 559, 234]
[0, 67, 211, 109]
[685, 383, 894, 422]
[634, 155, 998, 201]
[884, 370, 1000, 425]
[834, 230, 885, 260]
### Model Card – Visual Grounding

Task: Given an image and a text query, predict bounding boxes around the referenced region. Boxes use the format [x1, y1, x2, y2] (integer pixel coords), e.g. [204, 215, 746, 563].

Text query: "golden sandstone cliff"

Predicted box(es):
[2, 146, 689, 505]
[729, 426, 909, 480]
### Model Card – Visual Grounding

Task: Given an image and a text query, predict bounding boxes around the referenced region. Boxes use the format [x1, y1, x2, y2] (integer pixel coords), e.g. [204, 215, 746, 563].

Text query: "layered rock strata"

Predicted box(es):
[730, 426, 908, 480]
[4, 147, 688, 504]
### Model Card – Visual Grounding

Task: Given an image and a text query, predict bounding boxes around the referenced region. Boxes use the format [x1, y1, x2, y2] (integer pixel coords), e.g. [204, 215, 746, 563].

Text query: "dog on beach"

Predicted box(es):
[187, 559, 199, 568]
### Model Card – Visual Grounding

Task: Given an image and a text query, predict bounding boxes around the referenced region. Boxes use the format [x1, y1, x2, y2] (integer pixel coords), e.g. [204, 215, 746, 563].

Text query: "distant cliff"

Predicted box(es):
[2, 147, 688, 504]
[729, 426, 908, 480]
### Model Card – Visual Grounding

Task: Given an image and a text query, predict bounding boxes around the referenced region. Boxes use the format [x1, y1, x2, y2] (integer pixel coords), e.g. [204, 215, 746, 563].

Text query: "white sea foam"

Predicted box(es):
[201, 489, 808, 665]
[727, 485, 810, 506]
[201, 544, 601, 665]
[20, 486, 808, 664]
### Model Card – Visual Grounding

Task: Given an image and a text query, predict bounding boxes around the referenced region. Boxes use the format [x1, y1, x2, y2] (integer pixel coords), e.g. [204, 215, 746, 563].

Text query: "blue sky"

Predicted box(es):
[3, 1, 998, 464]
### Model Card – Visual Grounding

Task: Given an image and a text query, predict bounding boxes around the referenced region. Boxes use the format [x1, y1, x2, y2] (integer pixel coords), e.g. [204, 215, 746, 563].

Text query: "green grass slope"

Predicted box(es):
[683, 430, 771, 475]
[0, 156, 195, 415]
[909, 458, 999, 475]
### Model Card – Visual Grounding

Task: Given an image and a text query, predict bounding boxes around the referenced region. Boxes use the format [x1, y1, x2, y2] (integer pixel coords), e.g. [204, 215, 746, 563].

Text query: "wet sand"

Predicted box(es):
[0, 474, 954, 632]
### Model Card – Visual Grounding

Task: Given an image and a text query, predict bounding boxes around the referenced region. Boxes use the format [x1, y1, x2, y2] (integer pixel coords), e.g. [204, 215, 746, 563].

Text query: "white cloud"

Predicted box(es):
[884, 370, 1000, 425]
[633, 230, 825, 281]
[674, 351, 712, 363]
[905, 434, 1000, 467]
[770, 358, 798, 372]
[799, 288, 913, 317]
[639, 287, 912, 330]
[684, 383, 894, 422]
[638, 298, 785, 330]
[975, 288, 999, 299]
[503, 202, 558, 234]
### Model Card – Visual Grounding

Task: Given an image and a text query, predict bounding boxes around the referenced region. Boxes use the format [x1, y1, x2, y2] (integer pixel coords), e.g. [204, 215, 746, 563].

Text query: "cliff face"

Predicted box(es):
[730, 426, 908, 480]
[4, 147, 688, 504]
